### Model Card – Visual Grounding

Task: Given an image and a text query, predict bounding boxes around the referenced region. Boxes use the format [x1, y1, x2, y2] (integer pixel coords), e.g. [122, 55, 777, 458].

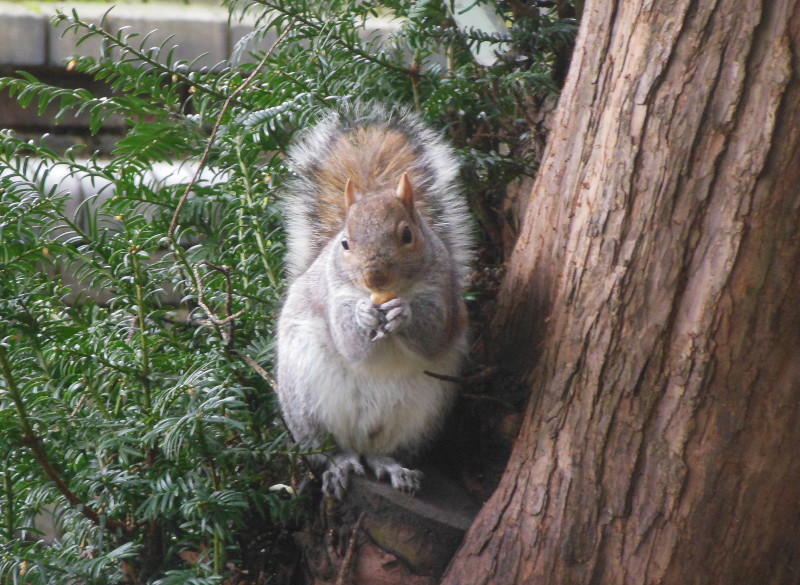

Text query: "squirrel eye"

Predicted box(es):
[341, 237, 349, 251]
[401, 226, 413, 245]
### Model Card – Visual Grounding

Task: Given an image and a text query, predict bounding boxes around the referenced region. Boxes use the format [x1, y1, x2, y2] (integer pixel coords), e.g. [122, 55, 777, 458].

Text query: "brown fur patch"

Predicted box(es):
[311, 127, 431, 242]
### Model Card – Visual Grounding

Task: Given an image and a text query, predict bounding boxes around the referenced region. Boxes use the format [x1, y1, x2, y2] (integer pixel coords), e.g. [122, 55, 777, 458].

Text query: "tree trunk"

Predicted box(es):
[443, 0, 800, 583]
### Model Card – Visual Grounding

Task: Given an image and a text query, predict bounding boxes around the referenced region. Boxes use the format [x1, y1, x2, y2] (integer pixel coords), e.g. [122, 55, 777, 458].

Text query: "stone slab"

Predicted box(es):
[300, 468, 480, 584]
[0, 3, 47, 66]
[47, 4, 112, 65]
[1, 1, 411, 71]
[105, 3, 230, 70]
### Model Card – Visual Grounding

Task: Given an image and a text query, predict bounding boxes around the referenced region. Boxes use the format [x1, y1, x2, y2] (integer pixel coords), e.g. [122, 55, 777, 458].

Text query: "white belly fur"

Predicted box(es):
[282, 315, 460, 455]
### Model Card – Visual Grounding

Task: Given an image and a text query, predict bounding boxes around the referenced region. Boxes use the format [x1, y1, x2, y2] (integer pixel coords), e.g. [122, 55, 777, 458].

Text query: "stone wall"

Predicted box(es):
[0, 0, 399, 152]
[1, 1, 401, 236]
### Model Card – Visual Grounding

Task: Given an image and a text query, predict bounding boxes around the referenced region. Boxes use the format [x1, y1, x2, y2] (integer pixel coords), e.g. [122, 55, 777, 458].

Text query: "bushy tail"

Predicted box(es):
[281, 103, 473, 285]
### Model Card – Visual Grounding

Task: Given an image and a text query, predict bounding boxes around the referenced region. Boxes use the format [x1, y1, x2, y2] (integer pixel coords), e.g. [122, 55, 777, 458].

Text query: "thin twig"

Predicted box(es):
[193, 261, 244, 326]
[234, 351, 319, 482]
[423, 365, 498, 385]
[336, 512, 366, 585]
[126, 316, 138, 344]
[236, 351, 277, 390]
[0, 348, 134, 534]
[193, 261, 244, 351]
[424, 367, 514, 407]
[167, 21, 296, 239]
[461, 393, 516, 409]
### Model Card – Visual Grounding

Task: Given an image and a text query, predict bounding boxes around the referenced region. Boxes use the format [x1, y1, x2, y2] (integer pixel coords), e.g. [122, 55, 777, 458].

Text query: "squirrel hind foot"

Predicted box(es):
[322, 453, 365, 500]
[365, 455, 423, 496]
[321, 453, 424, 498]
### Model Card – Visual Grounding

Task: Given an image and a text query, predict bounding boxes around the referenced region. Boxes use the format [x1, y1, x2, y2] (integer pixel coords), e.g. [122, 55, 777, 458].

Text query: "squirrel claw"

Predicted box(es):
[355, 298, 382, 333]
[390, 467, 422, 495]
[321, 469, 348, 500]
[322, 453, 365, 500]
[363, 297, 409, 340]
[380, 298, 411, 334]
[365, 455, 422, 496]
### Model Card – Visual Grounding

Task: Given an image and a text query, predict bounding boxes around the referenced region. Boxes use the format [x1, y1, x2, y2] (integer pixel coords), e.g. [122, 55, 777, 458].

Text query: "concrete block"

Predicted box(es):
[229, 21, 279, 64]
[0, 95, 43, 129]
[106, 4, 230, 71]
[361, 16, 402, 46]
[41, 162, 86, 242]
[229, 15, 400, 65]
[0, 71, 126, 132]
[47, 3, 111, 65]
[0, 2, 47, 66]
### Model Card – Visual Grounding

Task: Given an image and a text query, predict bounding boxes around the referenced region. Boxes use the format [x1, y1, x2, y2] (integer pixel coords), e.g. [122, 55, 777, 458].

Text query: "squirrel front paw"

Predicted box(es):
[360, 296, 412, 341]
[378, 298, 411, 334]
[354, 297, 383, 338]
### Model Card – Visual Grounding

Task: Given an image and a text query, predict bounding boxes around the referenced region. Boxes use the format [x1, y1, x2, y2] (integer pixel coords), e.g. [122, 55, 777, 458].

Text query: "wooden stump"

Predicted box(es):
[298, 468, 479, 585]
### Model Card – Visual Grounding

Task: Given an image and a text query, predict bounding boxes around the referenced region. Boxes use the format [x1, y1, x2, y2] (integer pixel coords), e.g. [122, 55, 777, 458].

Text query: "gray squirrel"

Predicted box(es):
[276, 105, 473, 498]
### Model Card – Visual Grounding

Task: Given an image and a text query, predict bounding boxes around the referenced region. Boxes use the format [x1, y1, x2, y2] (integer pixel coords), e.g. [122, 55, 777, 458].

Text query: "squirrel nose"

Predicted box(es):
[364, 267, 390, 291]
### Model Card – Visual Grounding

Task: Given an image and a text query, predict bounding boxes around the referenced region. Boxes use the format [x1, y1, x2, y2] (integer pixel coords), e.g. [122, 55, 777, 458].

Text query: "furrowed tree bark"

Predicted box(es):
[443, 0, 800, 584]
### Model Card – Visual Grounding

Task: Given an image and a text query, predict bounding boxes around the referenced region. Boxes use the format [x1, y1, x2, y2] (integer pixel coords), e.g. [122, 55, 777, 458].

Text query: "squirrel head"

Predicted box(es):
[339, 173, 424, 297]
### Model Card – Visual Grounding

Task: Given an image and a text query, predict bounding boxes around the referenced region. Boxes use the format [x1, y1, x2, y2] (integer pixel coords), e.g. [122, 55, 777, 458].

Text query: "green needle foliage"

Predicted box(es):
[0, 0, 577, 582]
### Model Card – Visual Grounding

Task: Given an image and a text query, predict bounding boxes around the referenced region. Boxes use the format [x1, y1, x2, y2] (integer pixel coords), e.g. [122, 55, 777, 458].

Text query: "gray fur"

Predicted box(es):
[276, 105, 472, 498]
[282, 103, 473, 285]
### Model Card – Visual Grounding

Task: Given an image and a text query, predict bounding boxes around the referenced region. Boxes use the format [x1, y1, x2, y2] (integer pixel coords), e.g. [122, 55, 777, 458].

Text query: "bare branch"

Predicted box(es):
[167, 21, 296, 239]
[192, 260, 244, 350]
[336, 512, 366, 585]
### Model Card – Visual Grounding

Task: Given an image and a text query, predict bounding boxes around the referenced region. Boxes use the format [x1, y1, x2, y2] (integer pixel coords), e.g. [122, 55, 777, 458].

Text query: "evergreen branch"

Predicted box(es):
[236, 351, 276, 390]
[233, 137, 280, 287]
[193, 261, 244, 351]
[256, 0, 413, 74]
[2, 456, 15, 541]
[0, 347, 133, 534]
[129, 248, 152, 413]
[54, 10, 231, 104]
[167, 20, 295, 239]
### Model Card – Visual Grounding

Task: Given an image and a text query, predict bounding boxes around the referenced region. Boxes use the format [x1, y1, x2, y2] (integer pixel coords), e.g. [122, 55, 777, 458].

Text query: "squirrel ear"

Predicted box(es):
[344, 179, 357, 210]
[396, 173, 414, 212]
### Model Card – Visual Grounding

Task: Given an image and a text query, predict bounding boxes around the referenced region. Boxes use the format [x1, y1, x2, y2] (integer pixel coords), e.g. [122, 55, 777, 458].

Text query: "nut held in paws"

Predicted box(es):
[371, 291, 397, 305]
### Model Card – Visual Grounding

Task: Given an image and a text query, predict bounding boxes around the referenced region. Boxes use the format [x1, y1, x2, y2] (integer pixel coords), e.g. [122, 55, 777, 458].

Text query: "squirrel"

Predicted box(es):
[275, 104, 473, 499]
